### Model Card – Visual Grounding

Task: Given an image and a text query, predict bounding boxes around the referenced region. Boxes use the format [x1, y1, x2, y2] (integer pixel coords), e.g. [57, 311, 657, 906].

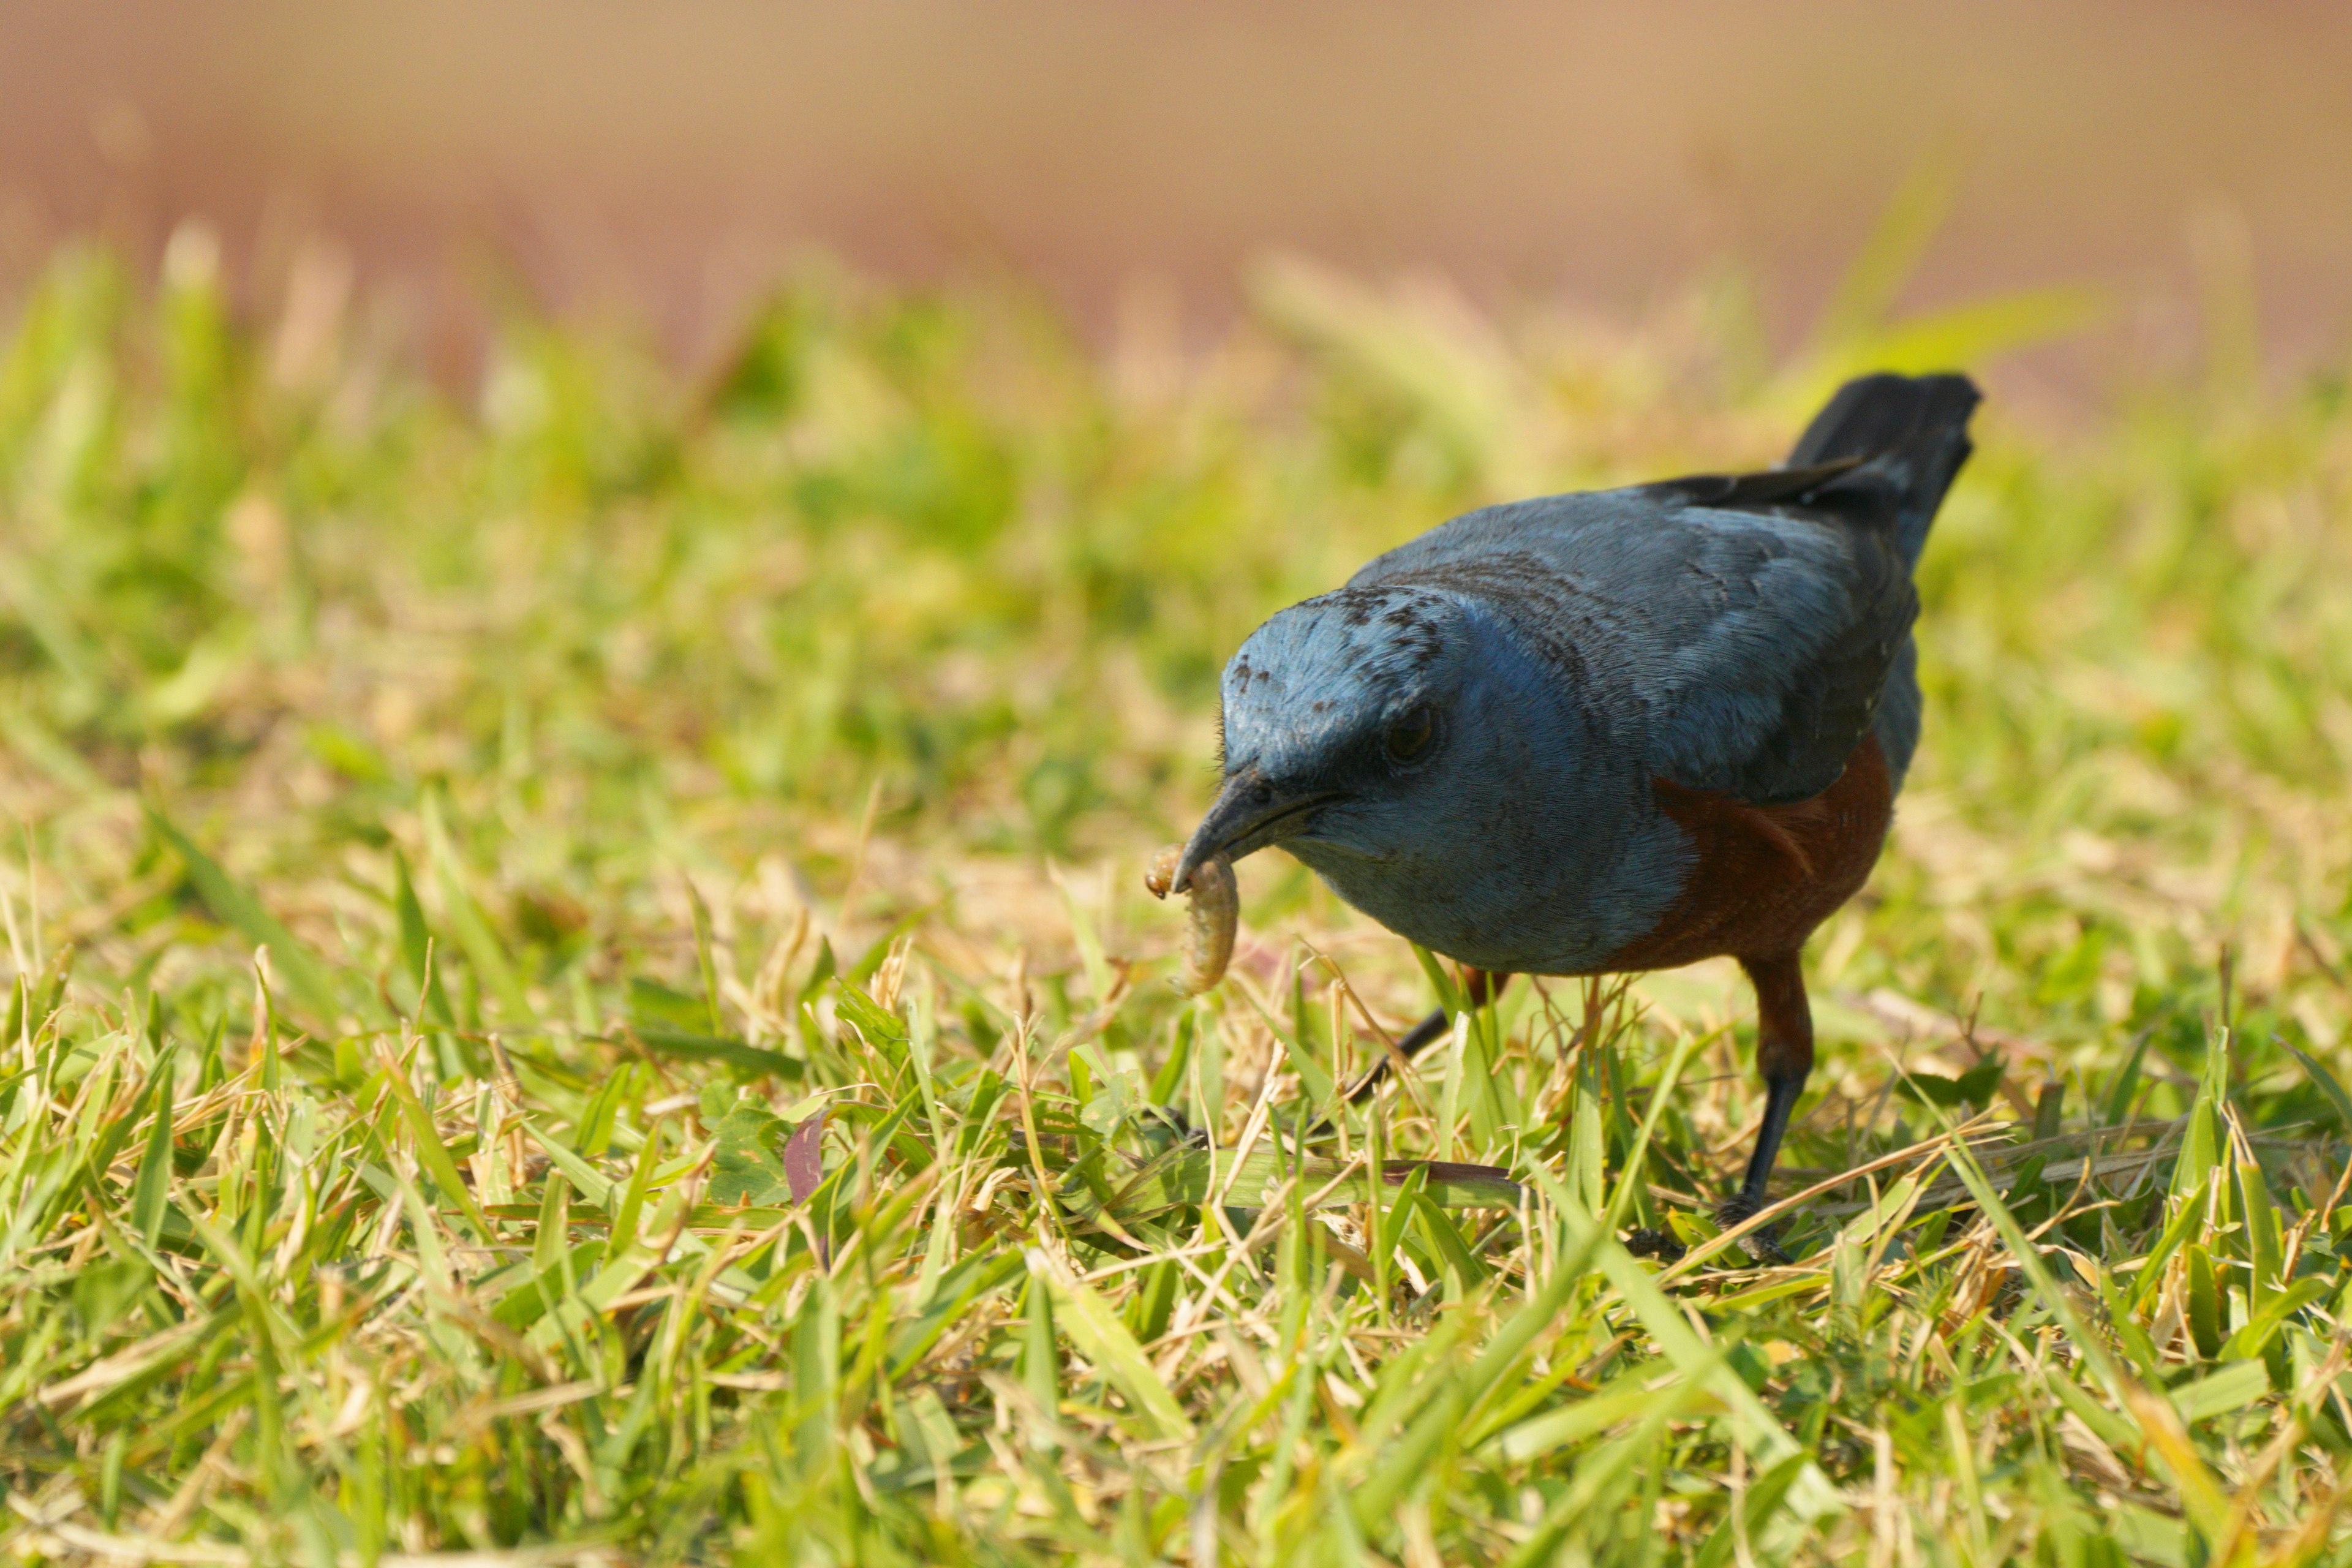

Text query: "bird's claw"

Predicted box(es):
[1625, 1211, 1788, 1268]
[1712, 1194, 1791, 1265]
[1139, 1106, 1214, 1150]
[1624, 1227, 1686, 1262]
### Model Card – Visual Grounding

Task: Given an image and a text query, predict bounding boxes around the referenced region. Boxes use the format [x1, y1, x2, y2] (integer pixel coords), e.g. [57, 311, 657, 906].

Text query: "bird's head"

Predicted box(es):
[1174, 583, 1528, 893]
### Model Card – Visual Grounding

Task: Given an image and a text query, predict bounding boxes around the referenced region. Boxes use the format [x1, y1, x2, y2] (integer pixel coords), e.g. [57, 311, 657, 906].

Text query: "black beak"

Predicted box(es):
[1171, 766, 1338, 892]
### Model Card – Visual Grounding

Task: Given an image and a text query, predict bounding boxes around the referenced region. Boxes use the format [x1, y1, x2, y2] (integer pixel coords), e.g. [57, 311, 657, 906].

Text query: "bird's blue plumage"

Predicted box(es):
[1197, 372, 1978, 978]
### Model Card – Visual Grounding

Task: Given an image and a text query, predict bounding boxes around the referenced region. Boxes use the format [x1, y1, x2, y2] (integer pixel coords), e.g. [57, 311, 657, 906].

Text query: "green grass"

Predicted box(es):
[4, 232, 2352, 1566]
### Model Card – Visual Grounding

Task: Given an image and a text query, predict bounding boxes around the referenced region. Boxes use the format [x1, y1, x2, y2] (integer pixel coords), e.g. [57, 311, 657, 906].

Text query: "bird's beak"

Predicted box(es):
[1172, 766, 1338, 893]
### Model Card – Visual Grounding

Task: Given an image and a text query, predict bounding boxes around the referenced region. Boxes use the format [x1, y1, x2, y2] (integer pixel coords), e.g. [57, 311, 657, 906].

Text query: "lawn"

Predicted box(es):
[3, 232, 2352, 1566]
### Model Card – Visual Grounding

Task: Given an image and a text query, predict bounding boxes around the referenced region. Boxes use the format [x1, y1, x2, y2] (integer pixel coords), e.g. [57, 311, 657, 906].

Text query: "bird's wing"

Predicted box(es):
[1357, 466, 1916, 805]
[1632, 464, 1917, 804]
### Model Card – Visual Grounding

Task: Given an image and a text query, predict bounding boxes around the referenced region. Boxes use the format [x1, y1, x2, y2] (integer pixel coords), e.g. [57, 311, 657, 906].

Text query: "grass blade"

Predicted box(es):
[147, 807, 350, 1026]
[1027, 1245, 1193, 1441]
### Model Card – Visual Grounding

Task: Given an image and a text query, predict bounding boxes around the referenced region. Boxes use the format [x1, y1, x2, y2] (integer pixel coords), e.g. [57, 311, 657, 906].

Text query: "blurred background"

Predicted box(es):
[7, 1, 2351, 391]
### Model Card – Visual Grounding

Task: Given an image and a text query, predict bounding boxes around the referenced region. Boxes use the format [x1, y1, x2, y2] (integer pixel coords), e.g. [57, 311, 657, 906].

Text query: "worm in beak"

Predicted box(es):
[1145, 845, 1237, 993]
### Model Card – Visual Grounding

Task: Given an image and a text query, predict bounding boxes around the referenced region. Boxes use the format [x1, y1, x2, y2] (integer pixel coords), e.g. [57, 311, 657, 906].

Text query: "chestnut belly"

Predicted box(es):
[1599, 733, 1894, 973]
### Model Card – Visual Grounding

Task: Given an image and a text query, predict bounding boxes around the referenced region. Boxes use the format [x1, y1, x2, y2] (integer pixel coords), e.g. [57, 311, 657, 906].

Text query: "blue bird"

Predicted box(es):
[1172, 372, 1980, 1234]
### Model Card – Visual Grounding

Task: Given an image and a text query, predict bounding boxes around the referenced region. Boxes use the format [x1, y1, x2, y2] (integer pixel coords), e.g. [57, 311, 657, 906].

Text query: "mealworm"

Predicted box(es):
[1144, 844, 1237, 993]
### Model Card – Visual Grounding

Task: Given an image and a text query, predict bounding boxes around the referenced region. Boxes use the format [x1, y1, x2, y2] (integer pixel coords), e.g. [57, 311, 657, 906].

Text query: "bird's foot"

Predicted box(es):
[1139, 1106, 1214, 1150]
[1712, 1194, 1790, 1265]
[1713, 1191, 1762, 1226]
[1624, 1227, 1687, 1262]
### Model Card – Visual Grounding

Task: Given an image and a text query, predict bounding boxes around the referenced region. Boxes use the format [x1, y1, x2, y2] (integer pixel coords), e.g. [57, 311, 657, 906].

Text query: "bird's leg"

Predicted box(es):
[1460, 967, 1509, 1009]
[1333, 968, 1510, 1110]
[1159, 963, 1518, 1148]
[1719, 952, 1813, 1251]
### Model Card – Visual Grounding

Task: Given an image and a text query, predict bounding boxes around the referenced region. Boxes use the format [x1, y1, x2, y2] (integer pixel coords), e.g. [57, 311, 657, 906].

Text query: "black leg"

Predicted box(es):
[1716, 953, 1814, 1248]
[1340, 1005, 1454, 1104]
[1310, 970, 1509, 1135]
[1722, 1070, 1807, 1223]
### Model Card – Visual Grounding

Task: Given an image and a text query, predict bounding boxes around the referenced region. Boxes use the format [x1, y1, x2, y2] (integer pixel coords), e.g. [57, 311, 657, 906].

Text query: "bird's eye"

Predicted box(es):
[1383, 705, 1436, 764]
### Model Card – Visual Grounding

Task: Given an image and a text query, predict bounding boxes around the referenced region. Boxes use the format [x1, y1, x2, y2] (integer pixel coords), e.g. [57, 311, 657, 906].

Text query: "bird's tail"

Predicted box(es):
[1787, 372, 1980, 570]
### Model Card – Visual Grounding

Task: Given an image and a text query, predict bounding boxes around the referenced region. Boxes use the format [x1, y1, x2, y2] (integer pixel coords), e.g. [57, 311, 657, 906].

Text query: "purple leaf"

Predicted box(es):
[784, 1108, 827, 1204]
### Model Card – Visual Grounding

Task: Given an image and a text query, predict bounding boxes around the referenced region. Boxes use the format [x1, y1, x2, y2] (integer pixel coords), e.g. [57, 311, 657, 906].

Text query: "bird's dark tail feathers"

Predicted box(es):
[1787, 372, 1980, 569]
